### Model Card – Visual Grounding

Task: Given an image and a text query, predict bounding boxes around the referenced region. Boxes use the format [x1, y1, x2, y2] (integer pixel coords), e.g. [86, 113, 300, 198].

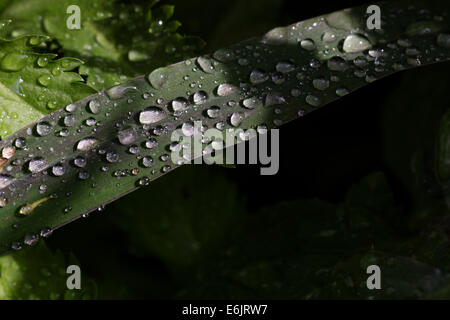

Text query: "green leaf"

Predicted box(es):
[0, 241, 97, 299]
[0, 0, 205, 90]
[0, 33, 95, 138]
[0, 0, 449, 254]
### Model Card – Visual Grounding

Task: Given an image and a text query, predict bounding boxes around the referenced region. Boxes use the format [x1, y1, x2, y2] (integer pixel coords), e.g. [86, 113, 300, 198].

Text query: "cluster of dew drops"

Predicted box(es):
[1, 6, 450, 252]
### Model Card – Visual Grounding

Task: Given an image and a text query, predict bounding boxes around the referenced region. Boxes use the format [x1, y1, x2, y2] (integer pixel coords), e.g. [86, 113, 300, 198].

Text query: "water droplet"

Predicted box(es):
[37, 57, 48, 67]
[172, 98, 189, 112]
[51, 164, 65, 176]
[437, 33, 450, 48]
[406, 21, 442, 37]
[88, 100, 101, 114]
[230, 112, 244, 127]
[300, 39, 316, 51]
[106, 85, 137, 100]
[242, 97, 261, 109]
[105, 151, 119, 163]
[76, 137, 98, 151]
[11, 242, 22, 250]
[312, 78, 330, 90]
[322, 31, 336, 42]
[117, 128, 136, 145]
[36, 122, 52, 136]
[213, 49, 235, 62]
[28, 158, 47, 173]
[264, 92, 286, 107]
[1, 53, 27, 71]
[217, 83, 237, 96]
[182, 122, 195, 136]
[139, 107, 166, 124]
[14, 137, 26, 148]
[148, 68, 168, 89]
[141, 156, 153, 167]
[136, 174, 151, 186]
[145, 139, 158, 149]
[40, 228, 53, 238]
[0, 174, 13, 189]
[207, 106, 221, 118]
[197, 56, 214, 73]
[250, 69, 269, 84]
[189, 91, 207, 106]
[65, 103, 77, 113]
[24, 234, 39, 246]
[336, 88, 349, 96]
[85, 118, 96, 126]
[272, 73, 285, 84]
[38, 74, 51, 86]
[397, 38, 412, 47]
[74, 156, 87, 168]
[276, 61, 296, 73]
[78, 171, 89, 180]
[2, 146, 15, 159]
[342, 34, 371, 53]
[63, 115, 76, 127]
[305, 95, 321, 107]
[128, 145, 139, 154]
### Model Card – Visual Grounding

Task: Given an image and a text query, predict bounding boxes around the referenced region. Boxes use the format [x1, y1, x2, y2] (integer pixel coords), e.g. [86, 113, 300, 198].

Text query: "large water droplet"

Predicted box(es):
[172, 98, 189, 111]
[276, 61, 296, 73]
[243, 97, 261, 109]
[28, 158, 47, 173]
[0, 174, 13, 189]
[106, 85, 137, 100]
[230, 112, 244, 127]
[88, 100, 101, 114]
[327, 56, 348, 71]
[148, 68, 168, 89]
[217, 83, 237, 96]
[264, 92, 286, 107]
[300, 39, 316, 51]
[36, 122, 52, 136]
[51, 164, 65, 176]
[197, 56, 214, 73]
[305, 95, 321, 107]
[193, 91, 208, 104]
[342, 34, 371, 53]
[76, 137, 98, 151]
[145, 139, 158, 149]
[139, 107, 166, 124]
[74, 156, 87, 168]
[250, 69, 269, 84]
[63, 115, 76, 127]
[141, 156, 153, 167]
[213, 49, 235, 62]
[206, 106, 221, 118]
[312, 79, 330, 91]
[117, 128, 136, 145]
[1, 53, 27, 71]
[106, 151, 119, 163]
[182, 122, 195, 136]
